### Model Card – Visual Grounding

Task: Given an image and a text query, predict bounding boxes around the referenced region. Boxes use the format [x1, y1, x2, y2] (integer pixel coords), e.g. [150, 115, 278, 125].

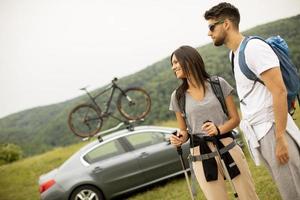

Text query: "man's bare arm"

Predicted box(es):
[260, 67, 289, 164]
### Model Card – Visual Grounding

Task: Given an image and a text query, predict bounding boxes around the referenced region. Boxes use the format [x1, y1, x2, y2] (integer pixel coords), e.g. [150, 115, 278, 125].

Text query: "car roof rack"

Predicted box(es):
[82, 119, 144, 143]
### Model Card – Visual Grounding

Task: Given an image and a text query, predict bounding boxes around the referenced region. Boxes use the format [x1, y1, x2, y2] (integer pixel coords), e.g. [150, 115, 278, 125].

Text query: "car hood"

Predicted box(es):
[39, 168, 58, 184]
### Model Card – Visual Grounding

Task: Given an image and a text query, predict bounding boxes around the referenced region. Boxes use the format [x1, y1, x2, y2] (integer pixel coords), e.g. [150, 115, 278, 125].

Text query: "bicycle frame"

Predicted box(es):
[82, 80, 127, 122]
[69, 77, 151, 140]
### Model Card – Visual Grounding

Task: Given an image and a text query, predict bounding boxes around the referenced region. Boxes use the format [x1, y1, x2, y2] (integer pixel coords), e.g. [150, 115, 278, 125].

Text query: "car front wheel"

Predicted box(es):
[70, 185, 104, 200]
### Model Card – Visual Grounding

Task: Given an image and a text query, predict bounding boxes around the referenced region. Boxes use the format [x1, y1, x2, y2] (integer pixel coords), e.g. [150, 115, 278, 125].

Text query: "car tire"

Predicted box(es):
[70, 185, 104, 200]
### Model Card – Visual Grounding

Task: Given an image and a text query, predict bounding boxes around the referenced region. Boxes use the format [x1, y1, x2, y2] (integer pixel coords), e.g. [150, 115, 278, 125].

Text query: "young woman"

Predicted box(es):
[169, 45, 259, 200]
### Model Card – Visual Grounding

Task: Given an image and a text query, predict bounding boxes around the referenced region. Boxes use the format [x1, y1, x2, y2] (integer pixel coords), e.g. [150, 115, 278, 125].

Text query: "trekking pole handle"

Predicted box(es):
[171, 130, 184, 155]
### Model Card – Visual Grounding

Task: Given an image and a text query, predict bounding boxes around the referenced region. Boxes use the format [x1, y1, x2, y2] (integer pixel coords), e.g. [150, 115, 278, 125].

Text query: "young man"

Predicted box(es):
[204, 2, 300, 200]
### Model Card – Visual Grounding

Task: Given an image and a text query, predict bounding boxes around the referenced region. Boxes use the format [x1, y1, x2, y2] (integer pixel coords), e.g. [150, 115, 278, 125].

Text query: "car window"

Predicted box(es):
[126, 132, 166, 150]
[83, 140, 125, 163]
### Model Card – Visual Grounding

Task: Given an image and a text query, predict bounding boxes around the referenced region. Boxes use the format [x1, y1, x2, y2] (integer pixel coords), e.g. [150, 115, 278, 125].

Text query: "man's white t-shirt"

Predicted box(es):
[232, 38, 280, 140]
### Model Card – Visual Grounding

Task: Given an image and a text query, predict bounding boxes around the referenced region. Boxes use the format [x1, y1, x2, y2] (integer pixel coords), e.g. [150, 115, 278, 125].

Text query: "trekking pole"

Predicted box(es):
[176, 146, 195, 200]
[211, 136, 239, 200]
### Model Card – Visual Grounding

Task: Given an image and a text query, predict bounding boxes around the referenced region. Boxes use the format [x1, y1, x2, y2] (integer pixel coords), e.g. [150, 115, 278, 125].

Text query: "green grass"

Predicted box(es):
[0, 112, 299, 200]
[0, 142, 88, 200]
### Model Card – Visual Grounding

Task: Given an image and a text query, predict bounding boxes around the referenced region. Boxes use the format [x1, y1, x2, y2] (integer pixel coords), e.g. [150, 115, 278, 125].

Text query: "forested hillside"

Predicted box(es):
[1, 15, 299, 156]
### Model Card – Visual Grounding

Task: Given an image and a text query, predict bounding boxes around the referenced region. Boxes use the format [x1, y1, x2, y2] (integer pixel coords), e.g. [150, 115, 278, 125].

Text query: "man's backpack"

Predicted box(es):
[176, 76, 229, 118]
[231, 35, 300, 115]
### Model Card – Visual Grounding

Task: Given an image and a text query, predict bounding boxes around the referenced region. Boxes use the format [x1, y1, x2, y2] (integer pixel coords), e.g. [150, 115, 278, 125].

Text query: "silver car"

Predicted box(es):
[38, 126, 190, 200]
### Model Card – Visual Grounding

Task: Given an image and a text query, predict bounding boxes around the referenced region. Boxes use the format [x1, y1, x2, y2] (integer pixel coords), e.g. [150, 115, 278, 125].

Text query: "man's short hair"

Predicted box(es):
[204, 2, 240, 29]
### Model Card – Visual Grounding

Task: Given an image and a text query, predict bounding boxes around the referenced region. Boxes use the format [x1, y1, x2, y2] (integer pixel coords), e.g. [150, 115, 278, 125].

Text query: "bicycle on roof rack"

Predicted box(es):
[68, 77, 151, 139]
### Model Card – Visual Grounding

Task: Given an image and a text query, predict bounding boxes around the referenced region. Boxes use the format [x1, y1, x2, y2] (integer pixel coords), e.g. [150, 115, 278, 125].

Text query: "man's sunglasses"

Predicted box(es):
[208, 20, 224, 32]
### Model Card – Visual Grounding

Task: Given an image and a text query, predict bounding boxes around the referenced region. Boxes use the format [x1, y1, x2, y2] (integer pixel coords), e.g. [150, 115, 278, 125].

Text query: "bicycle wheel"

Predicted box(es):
[68, 104, 103, 138]
[117, 87, 151, 120]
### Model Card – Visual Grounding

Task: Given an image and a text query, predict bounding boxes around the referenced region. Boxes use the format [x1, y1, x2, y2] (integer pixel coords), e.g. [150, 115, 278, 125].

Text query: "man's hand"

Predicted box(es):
[276, 135, 289, 164]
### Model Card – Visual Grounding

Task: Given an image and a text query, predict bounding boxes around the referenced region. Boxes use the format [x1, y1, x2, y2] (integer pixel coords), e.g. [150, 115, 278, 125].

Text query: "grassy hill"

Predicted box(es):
[0, 15, 300, 157]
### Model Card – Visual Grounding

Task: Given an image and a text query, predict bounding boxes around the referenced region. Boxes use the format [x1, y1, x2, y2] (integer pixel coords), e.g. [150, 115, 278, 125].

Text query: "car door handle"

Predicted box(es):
[93, 167, 103, 174]
[139, 152, 149, 158]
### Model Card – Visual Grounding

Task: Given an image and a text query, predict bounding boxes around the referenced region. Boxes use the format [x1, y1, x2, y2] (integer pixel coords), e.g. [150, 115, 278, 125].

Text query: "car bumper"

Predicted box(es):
[40, 183, 68, 200]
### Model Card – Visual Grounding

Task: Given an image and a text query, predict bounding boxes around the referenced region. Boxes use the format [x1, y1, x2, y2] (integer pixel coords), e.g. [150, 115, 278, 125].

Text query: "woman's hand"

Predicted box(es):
[170, 130, 188, 147]
[201, 121, 219, 136]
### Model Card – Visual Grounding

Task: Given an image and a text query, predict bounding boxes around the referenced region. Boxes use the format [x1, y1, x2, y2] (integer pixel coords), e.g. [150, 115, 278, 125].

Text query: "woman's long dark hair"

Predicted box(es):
[170, 45, 210, 102]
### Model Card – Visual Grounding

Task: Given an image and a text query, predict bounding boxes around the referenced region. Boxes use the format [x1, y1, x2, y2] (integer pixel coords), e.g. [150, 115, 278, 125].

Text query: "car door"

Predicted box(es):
[83, 139, 145, 196]
[123, 130, 183, 183]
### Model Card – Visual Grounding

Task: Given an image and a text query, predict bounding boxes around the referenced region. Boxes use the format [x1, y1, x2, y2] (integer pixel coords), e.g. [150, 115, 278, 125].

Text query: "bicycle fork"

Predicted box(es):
[120, 90, 135, 106]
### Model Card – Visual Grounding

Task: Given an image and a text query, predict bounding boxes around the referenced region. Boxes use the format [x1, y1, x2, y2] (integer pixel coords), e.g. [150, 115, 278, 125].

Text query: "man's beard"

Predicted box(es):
[214, 36, 225, 46]
[213, 33, 226, 46]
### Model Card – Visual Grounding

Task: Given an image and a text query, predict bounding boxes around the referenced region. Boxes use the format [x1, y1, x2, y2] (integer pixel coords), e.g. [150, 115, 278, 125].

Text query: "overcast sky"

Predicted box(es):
[1, 0, 300, 119]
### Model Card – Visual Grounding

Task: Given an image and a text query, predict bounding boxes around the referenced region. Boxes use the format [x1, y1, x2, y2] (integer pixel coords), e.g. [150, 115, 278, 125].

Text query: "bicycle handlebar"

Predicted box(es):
[80, 78, 118, 93]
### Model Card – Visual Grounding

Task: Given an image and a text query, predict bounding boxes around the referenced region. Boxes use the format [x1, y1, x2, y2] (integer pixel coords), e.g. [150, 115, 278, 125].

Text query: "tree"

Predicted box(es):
[0, 143, 23, 165]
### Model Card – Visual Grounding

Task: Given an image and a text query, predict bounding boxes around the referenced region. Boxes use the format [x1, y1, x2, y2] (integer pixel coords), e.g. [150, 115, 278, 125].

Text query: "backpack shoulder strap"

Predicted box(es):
[175, 88, 194, 134]
[239, 36, 264, 85]
[175, 88, 186, 117]
[209, 76, 229, 117]
[230, 51, 235, 75]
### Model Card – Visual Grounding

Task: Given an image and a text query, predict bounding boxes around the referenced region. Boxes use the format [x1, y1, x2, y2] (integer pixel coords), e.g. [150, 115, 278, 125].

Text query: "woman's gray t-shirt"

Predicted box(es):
[169, 77, 234, 135]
